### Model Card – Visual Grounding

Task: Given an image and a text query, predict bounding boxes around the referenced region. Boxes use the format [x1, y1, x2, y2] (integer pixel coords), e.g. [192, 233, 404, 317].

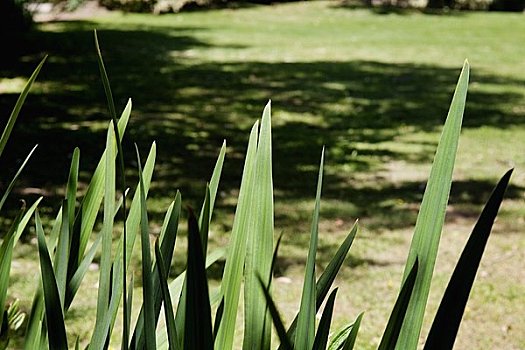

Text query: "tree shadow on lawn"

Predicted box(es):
[1, 22, 524, 237]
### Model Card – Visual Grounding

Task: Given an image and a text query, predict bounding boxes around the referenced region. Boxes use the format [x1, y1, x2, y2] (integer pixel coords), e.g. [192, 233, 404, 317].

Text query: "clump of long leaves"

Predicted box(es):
[0, 34, 513, 350]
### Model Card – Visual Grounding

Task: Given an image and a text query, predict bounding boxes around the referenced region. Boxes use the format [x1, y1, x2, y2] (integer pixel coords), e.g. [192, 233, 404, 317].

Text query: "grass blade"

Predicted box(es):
[155, 248, 226, 349]
[424, 169, 513, 350]
[213, 297, 225, 342]
[0, 207, 24, 333]
[94, 31, 130, 349]
[136, 145, 156, 350]
[0, 145, 38, 213]
[53, 201, 70, 310]
[295, 148, 325, 350]
[122, 275, 134, 350]
[215, 120, 259, 349]
[184, 209, 213, 350]
[35, 211, 68, 350]
[65, 148, 80, 273]
[13, 197, 42, 245]
[98, 143, 155, 348]
[243, 101, 274, 350]
[396, 61, 469, 350]
[378, 258, 419, 350]
[200, 186, 211, 256]
[66, 234, 102, 309]
[313, 288, 338, 350]
[78, 99, 131, 265]
[0, 56, 46, 158]
[132, 193, 181, 349]
[66, 148, 80, 231]
[198, 141, 226, 227]
[173, 188, 209, 346]
[89, 122, 116, 349]
[257, 276, 292, 350]
[23, 287, 44, 350]
[154, 240, 179, 350]
[172, 143, 224, 348]
[341, 313, 363, 350]
[278, 222, 358, 350]
[327, 323, 352, 350]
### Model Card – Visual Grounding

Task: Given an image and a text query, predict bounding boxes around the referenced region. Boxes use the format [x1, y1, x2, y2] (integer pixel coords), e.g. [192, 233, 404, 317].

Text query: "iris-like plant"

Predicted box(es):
[0, 34, 513, 350]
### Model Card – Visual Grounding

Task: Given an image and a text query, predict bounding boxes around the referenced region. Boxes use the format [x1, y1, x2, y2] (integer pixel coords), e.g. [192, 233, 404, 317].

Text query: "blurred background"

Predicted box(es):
[1, 0, 524, 348]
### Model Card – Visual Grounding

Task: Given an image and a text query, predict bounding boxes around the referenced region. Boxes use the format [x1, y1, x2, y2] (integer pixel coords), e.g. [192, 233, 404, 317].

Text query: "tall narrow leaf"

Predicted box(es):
[172, 143, 225, 348]
[154, 240, 179, 350]
[279, 223, 358, 350]
[94, 31, 130, 349]
[424, 169, 513, 350]
[396, 61, 469, 350]
[257, 277, 293, 350]
[184, 209, 213, 350]
[13, 197, 43, 246]
[313, 288, 338, 350]
[78, 99, 131, 264]
[295, 148, 324, 350]
[0, 145, 38, 213]
[243, 101, 274, 350]
[133, 193, 181, 349]
[0, 56, 46, 158]
[341, 313, 363, 350]
[35, 211, 68, 350]
[378, 258, 419, 350]
[136, 146, 156, 350]
[215, 121, 259, 349]
[53, 201, 70, 309]
[0, 208, 24, 332]
[199, 140, 226, 227]
[90, 122, 116, 349]
[66, 148, 80, 231]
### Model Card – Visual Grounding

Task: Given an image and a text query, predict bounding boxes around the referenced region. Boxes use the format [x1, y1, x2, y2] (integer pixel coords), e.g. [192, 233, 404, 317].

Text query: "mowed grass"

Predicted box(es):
[1, 2, 525, 348]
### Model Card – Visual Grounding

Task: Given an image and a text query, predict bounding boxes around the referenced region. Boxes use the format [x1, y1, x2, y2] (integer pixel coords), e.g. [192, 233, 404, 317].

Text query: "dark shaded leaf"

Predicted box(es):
[424, 169, 513, 350]
[132, 193, 181, 350]
[184, 209, 213, 350]
[378, 258, 419, 350]
[278, 222, 358, 350]
[0, 207, 24, 333]
[257, 276, 292, 350]
[313, 288, 338, 350]
[155, 240, 179, 350]
[213, 298, 225, 342]
[136, 145, 156, 350]
[35, 211, 68, 350]
[342, 312, 363, 350]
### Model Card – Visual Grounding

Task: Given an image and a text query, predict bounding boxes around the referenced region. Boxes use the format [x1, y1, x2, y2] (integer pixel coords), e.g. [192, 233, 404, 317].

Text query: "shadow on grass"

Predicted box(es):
[1, 21, 524, 239]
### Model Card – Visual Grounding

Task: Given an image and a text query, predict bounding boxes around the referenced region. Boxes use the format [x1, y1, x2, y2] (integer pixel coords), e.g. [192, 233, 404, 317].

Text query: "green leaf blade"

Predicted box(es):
[378, 258, 419, 350]
[0, 56, 46, 158]
[215, 120, 260, 350]
[396, 61, 470, 350]
[35, 211, 68, 350]
[184, 210, 213, 350]
[313, 288, 338, 350]
[243, 101, 274, 350]
[295, 148, 325, 350]
[341, 312, 363, 350]
[136, 146, 156, 350]
[424, 169, 513, 350]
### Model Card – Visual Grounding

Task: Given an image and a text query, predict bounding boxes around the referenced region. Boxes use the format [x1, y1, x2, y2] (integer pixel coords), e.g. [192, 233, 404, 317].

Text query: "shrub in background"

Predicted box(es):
[0, 34, 514, 350]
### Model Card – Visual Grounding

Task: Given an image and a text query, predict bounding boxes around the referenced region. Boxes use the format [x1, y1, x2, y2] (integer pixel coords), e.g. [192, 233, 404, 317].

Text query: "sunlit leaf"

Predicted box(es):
[396, 61, 469, 350]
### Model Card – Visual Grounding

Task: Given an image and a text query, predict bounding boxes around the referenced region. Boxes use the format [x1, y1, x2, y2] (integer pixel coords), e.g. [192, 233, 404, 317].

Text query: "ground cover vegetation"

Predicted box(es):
[0, 2, 524, 349]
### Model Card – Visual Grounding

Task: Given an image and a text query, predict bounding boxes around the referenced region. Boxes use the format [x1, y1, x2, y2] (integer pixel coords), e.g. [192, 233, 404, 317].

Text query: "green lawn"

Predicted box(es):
[1, 2, 524, 349]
